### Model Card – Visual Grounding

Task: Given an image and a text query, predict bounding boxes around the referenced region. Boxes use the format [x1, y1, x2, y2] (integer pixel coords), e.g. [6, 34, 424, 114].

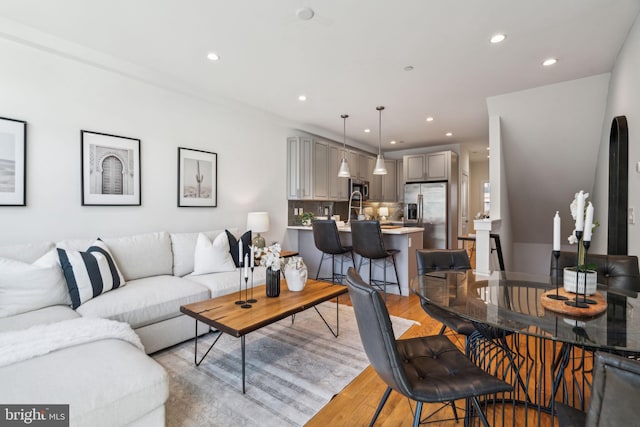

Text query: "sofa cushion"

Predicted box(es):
[0, 306, 79, 333]
[170, 229, 232, 277]
[103, 232, 173, 281]
[0, 339, 168, 427]
[193, 232, 236, 275]
[57, 240, 126, 309]
[226, 229, 252, 267]
[186, 266, 267, 298]
[0, 252, 70, 318]
[76, 275, 209, 329]
[0, 241, 54, 263]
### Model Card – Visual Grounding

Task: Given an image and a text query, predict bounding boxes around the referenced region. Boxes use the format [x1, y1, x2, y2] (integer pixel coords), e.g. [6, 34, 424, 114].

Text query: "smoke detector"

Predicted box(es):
[296, 7, 315, 21]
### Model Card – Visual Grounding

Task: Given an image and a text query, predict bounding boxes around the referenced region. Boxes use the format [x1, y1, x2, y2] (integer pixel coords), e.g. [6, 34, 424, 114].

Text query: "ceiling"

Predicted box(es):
[0, 0, 638, 160]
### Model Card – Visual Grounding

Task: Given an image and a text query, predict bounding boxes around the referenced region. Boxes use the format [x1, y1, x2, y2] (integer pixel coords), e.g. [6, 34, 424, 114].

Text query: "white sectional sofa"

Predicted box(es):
[0, 229, 266, 427]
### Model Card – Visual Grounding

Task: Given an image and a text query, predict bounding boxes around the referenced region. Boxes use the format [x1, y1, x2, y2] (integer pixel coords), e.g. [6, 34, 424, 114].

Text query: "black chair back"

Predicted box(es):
[351, 220, 388, 259]
[312, 220, 345, 255]
[416, 249, 471, 274]
[550, 251, 640, 293]
[345, 268, 410, 396]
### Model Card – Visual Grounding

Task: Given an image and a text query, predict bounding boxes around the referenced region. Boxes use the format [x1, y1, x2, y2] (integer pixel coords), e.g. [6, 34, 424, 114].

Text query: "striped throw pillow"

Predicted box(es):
[57, 239, 126, 309]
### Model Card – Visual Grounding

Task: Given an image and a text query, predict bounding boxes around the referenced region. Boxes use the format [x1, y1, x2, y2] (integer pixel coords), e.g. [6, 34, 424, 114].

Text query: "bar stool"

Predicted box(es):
[350, 220, 401, 302]
[312, 220, 354, 284]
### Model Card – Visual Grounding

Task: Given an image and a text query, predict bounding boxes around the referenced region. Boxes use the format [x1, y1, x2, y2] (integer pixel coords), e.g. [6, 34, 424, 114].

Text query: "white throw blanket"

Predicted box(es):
[0, 317, 144, 368]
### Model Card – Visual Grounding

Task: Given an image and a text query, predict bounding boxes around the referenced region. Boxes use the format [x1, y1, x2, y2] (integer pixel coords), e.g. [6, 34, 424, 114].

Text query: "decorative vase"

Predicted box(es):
[266, 267, 281, 297]
[284, 263, 308, 291]
[563, 267, 597, 295]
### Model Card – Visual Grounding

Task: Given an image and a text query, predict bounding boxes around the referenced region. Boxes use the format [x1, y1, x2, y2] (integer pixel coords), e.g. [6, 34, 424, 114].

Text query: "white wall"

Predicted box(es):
[469, 160, 489, 227]
[592, 13, 640, 257]
[0, 37, 295, 248]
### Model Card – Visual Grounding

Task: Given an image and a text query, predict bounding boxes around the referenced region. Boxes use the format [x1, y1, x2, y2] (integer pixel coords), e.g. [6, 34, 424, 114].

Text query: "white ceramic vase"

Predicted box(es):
[563, 267, 597, 295]
[285, 264, 308, 291]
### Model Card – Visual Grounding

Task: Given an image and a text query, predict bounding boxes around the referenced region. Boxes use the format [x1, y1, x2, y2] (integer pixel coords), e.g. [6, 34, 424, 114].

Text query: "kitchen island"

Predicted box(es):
[287, 225, 423, 296]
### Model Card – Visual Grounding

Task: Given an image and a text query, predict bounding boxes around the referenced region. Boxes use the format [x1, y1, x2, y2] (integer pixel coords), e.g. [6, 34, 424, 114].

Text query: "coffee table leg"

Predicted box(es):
[312, 295, 340, 338]
[194, 320, 223, 366]
[241, 335, 246, 394]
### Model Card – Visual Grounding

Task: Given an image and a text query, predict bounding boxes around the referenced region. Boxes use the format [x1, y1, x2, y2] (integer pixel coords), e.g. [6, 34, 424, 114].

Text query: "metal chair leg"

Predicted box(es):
[391, 255, 401, 295]
[413, 401, 423, 427]
[369, 386, 392, 427]
[315, 252, 325, 280]
[331, 254, 336, 284]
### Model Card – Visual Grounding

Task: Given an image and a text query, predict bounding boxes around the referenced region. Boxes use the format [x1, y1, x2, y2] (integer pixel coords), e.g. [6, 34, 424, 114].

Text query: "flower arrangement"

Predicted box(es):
[566, 191, 598, 269]
[254, 243, 283, 271]
[567, 191, 599, 245]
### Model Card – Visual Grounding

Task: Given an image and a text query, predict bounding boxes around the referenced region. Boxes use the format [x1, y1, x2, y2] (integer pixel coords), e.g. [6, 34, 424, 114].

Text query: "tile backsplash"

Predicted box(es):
[288, 200, 404, 225]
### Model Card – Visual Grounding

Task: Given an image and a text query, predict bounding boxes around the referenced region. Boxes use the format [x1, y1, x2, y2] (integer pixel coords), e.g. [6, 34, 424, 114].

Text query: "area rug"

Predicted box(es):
[152, 302, 416, 427]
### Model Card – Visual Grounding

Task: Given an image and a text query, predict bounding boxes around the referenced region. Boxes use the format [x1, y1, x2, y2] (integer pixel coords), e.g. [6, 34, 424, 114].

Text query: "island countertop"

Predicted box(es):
[287, 225, 424, 235]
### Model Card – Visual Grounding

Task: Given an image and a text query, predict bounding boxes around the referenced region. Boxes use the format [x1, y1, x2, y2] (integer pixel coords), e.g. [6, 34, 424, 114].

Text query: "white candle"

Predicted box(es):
[584, 202, 594, 241]
[244, 254, 249, 278]
[238, 242, 243, 267]
[250, 246, 255, 268]
[553, 211, 561, 251]
[575, 191, 585, 232]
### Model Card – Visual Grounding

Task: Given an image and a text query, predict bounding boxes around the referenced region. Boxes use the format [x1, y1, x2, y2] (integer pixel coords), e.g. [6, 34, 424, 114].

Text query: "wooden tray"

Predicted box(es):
[380, 225, 402, 229]
[540, 288, 607, 317]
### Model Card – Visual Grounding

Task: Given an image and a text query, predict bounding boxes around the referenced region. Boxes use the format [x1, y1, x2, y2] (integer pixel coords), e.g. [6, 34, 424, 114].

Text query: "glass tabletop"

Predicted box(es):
[410, 270, 640, 353]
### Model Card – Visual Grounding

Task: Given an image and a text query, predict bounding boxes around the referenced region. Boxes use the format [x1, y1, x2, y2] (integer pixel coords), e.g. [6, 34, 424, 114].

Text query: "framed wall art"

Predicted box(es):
[81, 130, 141, 206]
[0, 116, 27, 206]
[178, 147, 217, 207]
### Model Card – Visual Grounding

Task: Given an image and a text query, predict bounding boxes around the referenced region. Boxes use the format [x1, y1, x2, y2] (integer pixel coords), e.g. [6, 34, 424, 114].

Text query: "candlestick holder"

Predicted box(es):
[565, 230, 588, 309]
[247, 267, 257, 303]
[235, 265, 245, 305]
[547, 250, 568, 300]
[581, 240, 597, 305]
[241, 276, 252, 308]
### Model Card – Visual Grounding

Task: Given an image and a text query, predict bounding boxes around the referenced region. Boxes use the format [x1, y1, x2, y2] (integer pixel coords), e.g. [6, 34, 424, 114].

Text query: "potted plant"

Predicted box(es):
[283, 256, 308, 291]
[564, 191, 599, 295]
[300, 211, 315, 226]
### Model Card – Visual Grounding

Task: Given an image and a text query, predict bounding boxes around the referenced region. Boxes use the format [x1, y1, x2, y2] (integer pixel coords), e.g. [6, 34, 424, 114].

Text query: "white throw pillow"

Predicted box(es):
[0, 251, 70, 318]
[192, 232, 237, 275]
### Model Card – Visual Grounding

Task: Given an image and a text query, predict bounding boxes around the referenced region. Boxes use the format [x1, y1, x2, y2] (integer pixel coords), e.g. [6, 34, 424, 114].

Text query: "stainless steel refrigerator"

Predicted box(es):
[404, 182, 456, 249]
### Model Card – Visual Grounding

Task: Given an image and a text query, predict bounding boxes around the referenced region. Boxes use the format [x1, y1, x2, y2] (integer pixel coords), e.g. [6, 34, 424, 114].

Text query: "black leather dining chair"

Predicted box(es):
[416, 249, 476, 337]
[350, 220, 401, 302]
[345, 268, 512, 427]
[555, 352, 640, 426]
[311, 220, 354, 284]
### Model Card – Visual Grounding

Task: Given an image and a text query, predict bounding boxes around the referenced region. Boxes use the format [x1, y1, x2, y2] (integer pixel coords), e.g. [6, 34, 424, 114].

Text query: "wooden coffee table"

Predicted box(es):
[180, 279, 348, 393]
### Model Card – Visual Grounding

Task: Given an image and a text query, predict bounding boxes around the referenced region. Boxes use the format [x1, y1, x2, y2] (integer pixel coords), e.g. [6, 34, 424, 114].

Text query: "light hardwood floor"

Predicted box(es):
[306, 293, 556, 427]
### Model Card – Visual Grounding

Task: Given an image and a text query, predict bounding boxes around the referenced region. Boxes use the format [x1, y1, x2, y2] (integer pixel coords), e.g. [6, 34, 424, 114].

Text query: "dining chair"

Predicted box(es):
[311, 219, 354, 284]
[415, 249, 476, 337]
[350, 220, 401, 302]
[555, 352, 640, 426]
[345, 268, 512, 427]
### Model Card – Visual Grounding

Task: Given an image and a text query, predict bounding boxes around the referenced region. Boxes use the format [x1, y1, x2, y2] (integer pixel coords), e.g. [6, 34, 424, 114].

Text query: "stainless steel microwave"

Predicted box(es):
[349, 179, 369, 201]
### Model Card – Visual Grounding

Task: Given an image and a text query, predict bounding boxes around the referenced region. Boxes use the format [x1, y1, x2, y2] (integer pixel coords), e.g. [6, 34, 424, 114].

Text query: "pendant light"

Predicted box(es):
[373, 106, 388, 175]
[337, 114, 351, 177]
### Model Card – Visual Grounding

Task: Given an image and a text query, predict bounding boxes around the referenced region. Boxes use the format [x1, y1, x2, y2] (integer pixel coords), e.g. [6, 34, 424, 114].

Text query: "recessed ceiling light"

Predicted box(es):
[364, 129, 371, 133]
[426, 117, 434, 122]
[487, 155, 491, 159]
[543, 58, 558, 67]
[390, 140, 397, 145]
[490, 34, 506, 44]
[296, 7, 315, 21]
[207, 52, 220, 61]
[404, 65, 414, 71]
[446, 132, 453, 137]
[298, 95, 307, 101]
[486, 147, 490, 150]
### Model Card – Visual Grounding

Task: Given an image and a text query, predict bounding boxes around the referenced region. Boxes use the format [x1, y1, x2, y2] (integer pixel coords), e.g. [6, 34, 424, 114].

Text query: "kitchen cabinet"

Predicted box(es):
[287, 137, 313, 200]
[313, 141, 329, 200]
[403, 151, 451, 182]
[381, 159, 397, 201]
[329, 146, 349, 200]
[358, 154, 369, 181]
[348, 150, 359, 178]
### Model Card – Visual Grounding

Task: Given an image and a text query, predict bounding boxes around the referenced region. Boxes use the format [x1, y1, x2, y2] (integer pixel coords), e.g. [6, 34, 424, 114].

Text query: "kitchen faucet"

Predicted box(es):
[347, 191, 364, 224]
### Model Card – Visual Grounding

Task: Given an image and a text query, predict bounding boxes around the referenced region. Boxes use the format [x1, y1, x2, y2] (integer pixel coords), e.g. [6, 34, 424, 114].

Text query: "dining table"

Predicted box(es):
[410, 270, 640, 426]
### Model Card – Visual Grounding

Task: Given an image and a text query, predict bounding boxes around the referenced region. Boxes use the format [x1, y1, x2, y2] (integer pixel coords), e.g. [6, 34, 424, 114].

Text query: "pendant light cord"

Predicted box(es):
[341, 114, 348, 159]
[377, 106, 385, 155]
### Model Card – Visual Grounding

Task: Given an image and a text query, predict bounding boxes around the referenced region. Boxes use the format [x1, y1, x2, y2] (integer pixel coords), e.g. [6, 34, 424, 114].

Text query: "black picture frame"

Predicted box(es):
[178, 147, 218, 207]
[81, 130, 141, 206]
[0, 116, 27, 206]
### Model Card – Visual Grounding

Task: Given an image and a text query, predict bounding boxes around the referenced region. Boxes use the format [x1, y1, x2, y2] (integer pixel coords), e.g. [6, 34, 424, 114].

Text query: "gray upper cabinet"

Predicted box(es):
[403, 151, 451, 182]
[358, 154, 369, 181]
[348, 150, 359, 179]
[313, 141, 329, 200]
[381, 159, 397, 201]
[329, 145, 349, 200]
[287, 137, 313, 200]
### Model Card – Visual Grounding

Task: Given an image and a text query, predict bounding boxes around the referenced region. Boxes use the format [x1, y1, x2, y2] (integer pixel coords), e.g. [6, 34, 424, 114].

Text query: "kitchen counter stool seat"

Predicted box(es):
[312, 220, 354, 284]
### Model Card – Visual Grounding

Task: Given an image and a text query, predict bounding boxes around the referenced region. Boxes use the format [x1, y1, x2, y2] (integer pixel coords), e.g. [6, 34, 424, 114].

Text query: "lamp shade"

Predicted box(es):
[337, 158, 351, 177]
[373, 154, 388, 175]
[247, 212, 270, 233]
